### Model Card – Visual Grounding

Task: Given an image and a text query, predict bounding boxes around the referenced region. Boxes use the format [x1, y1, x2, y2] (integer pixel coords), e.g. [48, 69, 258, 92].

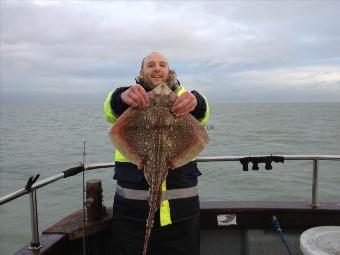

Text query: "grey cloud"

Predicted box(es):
[1, 1, 339, 102]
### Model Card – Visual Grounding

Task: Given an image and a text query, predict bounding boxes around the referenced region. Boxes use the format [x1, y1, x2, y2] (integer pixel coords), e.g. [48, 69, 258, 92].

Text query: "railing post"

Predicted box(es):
[28, 190, 43, 250]
[309, 159, 320, 208]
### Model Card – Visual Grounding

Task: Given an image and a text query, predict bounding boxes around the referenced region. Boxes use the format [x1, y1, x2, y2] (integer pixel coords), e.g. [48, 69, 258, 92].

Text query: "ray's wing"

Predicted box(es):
[165, 114, 209, 168]
[109, 107, 156, 168]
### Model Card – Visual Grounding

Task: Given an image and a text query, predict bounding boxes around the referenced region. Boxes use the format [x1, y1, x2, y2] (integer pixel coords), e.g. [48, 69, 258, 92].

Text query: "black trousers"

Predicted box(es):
[111, 214, 200, 255]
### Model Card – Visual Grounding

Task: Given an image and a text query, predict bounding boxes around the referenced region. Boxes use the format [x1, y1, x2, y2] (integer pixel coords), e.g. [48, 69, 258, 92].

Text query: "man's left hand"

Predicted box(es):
[171, 91, 197, 117]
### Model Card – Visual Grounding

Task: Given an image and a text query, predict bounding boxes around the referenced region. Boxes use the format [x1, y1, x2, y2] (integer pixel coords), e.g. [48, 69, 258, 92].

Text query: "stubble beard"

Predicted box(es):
[137, 70, 179, 92]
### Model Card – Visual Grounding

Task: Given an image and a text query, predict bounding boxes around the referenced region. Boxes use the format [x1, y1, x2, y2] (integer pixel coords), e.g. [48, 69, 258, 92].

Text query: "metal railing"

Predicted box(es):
[0, 154, 339, 250]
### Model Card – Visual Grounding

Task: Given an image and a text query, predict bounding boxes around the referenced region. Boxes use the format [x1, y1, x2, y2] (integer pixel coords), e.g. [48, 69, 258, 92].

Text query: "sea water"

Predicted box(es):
[0, 102, 339, 254]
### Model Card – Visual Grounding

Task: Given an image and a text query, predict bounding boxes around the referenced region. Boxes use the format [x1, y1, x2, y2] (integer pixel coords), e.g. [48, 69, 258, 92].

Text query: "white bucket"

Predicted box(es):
[300, 226, 340, 255]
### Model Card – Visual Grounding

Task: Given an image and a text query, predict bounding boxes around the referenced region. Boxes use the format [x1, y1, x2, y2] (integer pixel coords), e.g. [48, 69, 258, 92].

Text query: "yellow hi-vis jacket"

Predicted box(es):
[104, 86, 209, 226]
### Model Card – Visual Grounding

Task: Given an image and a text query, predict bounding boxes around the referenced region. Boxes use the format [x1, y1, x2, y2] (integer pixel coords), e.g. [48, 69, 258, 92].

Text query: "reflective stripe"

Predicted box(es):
[116, 185, 149, 200]
[160, 200, 171, 226]
[160, 181, 171, 226]
[115, 184, 198, 201]
[162, 186, 198, 200]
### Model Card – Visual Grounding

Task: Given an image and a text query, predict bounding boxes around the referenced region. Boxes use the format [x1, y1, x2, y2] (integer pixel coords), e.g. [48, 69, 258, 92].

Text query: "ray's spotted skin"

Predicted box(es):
[109, 83, 208, 255]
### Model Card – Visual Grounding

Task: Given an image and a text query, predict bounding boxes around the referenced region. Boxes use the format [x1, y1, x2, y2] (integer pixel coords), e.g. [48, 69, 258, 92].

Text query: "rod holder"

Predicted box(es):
[85, 179, 106, 222]
[309, 159, 320, 208]
[28, 190, 43, 250]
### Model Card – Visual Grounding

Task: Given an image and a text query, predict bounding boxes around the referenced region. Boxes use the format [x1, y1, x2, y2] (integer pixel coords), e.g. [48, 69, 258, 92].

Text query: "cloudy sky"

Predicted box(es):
[1, 0, 340, 103]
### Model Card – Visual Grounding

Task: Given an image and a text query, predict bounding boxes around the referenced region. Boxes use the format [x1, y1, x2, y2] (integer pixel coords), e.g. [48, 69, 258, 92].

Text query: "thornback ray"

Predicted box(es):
[109, 83, 208, 255]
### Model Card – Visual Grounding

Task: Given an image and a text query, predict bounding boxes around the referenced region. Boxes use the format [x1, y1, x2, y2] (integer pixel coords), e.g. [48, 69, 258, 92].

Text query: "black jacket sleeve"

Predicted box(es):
[110, 87, 130, 116]
[190, 90, 207, 121]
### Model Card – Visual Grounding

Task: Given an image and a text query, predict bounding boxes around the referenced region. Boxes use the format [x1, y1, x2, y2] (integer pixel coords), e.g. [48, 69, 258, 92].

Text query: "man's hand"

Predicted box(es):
[171, 91, 197, 117]
[121, 85, 150, 109]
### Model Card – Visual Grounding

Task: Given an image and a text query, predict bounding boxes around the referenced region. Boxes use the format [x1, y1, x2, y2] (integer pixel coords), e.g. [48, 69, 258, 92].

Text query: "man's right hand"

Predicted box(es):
[121, 85, 150, 110]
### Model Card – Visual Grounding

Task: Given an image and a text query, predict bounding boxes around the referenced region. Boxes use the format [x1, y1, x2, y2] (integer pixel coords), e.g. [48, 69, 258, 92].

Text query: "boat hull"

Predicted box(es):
[15, 201, 340, 255]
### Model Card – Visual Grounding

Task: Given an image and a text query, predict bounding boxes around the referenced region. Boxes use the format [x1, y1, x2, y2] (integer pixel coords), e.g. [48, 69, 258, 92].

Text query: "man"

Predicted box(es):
[104, 52, 209, 255]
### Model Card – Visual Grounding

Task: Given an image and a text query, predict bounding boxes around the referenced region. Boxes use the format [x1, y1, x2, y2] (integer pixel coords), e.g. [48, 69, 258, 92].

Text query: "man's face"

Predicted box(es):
[140, 53, 169, 88]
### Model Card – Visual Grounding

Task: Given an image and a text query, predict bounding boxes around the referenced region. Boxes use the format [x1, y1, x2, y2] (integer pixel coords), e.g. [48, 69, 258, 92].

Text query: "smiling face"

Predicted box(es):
[140, 52, 170, 89]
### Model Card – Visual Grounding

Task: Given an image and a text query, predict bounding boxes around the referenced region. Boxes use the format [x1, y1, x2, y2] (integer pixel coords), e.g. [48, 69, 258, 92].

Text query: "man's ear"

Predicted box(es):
[139, 69, 144, 78]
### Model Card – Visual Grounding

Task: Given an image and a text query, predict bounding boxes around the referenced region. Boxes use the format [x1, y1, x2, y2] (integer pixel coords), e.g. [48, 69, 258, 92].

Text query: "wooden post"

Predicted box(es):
[85, 179, 106, 222]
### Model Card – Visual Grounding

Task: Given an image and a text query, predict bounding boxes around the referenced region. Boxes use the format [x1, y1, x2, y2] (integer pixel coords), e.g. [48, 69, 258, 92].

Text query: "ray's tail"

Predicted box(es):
[143, 186, 163, 255]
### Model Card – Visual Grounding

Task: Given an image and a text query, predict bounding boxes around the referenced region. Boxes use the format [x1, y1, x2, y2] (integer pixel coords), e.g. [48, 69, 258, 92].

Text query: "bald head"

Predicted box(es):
[141, 52, 168, 70]
[139, 52, 170, 89]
